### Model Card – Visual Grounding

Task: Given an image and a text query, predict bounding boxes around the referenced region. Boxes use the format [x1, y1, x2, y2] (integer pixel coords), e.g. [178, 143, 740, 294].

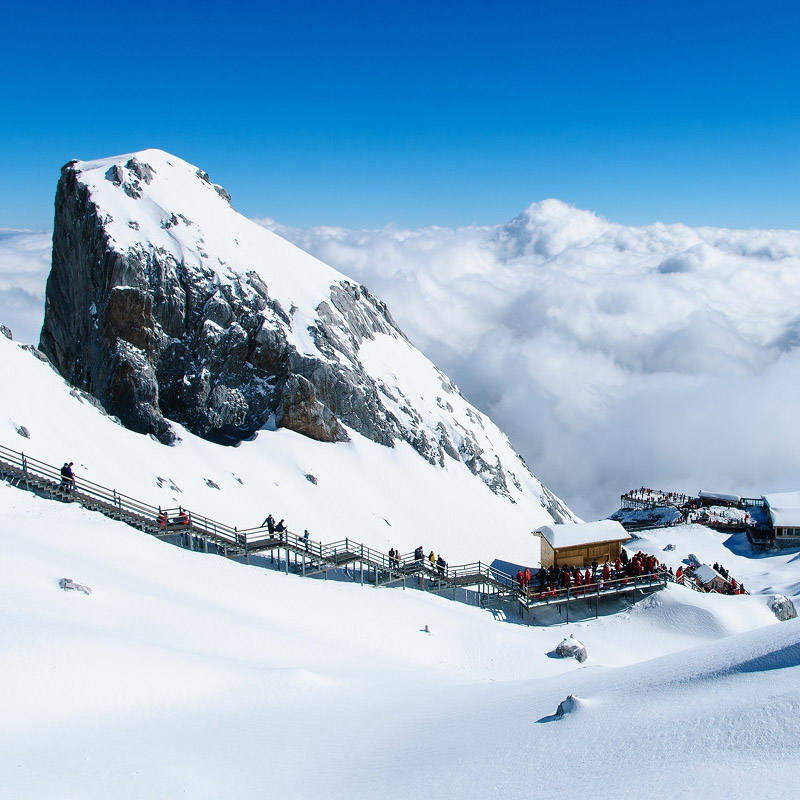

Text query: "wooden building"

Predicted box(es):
[763, 491, 800, 544]
[533, 520, 630, 569]
[698, 490, 741, 508]
[692, 564, 727, 591]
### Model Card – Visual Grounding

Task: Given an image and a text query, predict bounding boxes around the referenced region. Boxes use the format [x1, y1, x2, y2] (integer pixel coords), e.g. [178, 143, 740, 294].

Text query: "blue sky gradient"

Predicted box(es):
[3, 0, 799, 229]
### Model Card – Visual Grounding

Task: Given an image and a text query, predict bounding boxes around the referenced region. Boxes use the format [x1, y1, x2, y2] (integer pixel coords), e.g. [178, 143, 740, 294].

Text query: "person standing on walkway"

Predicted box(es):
[60, 462, 75, 494]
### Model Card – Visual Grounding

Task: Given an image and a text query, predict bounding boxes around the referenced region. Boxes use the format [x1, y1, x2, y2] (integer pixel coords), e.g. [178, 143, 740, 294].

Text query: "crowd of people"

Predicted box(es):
[134, 477, 747, 600]
[521, 548, 674, 599]
[711, 561, 746, 594]
[622, 487, 692, 508]
[412, 546, 448, 576]
[685, 507, 753, 528]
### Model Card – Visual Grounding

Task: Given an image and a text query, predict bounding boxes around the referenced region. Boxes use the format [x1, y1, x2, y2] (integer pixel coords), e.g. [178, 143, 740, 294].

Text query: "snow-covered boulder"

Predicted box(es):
[769, 595, 797, 622]
[555, 694, 583, 717]
[59, 578, 92, 595]
[555, 635, 588, 663]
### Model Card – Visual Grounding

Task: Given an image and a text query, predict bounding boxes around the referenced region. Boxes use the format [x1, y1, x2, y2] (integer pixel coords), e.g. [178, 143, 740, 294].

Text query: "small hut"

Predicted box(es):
[698, 490, 740, 508]
[763, 491, 800, 544]
[533, 520, 630, 569]
[693, 564, 726, 592]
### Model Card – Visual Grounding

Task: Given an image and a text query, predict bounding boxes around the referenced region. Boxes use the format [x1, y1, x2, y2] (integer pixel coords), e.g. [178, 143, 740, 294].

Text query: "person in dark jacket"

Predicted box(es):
[60, 462, 75, 493]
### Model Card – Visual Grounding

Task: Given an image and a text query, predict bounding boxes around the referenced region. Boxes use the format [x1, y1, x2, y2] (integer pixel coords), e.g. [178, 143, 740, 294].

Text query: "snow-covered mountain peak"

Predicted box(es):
[68, 149, 350, 320]
[39, 150, 575, 522]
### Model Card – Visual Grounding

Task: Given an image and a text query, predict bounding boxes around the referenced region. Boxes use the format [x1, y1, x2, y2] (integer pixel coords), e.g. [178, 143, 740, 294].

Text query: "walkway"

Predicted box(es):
[0, 442, 669, 623]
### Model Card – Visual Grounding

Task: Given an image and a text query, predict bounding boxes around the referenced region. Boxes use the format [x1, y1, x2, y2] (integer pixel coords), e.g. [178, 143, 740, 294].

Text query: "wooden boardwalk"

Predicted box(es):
[0, 442, 670, 624]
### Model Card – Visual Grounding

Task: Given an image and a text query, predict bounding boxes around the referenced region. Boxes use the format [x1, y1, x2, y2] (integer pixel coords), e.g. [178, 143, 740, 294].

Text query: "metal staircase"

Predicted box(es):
[0, 442, 670, 622]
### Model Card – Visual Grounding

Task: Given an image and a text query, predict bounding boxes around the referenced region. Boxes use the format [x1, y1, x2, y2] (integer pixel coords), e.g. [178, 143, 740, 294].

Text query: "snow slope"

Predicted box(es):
[0, 330, 548, 566]
[10, 194, 800, 520]
[2, 482, 800, 799]
[41, 149, 573, 520]
[3, 320, 800, 797]
[262, 204, 800, 520]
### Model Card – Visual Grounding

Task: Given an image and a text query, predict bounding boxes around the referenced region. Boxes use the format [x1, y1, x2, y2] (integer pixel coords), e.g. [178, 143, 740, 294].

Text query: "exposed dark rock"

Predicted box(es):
[555, 636, 588, 663]
[276, 374, 348, 443]
[214, 184, 232, 205]
[1, 325, 12, 340]
[37, 153, 574, 510]
[770, 595, 797, 621]
[21, 344, 51, 364]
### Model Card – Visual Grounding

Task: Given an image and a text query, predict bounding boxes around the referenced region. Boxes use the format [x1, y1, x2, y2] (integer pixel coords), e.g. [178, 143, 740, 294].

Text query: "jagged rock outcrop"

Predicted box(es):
[39, 150, 577, 517]
[555, 635, 588, 663]
[770, 595, 797, 622]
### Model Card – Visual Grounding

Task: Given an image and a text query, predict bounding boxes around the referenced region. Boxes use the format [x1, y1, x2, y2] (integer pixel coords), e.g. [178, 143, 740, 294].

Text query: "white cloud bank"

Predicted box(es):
[258, 200, 800, 519]
[0, 229, 50, 345]
[4, 203, 800, 520]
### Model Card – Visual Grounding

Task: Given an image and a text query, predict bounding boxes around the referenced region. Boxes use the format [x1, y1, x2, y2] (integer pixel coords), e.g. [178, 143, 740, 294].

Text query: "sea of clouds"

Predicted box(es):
[259, 200, 800, 519]
[0, 229, 51, 345]
[4, 202, 800, 520]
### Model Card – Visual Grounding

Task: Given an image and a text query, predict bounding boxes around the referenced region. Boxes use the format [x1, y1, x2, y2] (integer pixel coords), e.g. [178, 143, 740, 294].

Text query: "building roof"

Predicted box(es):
[763, 492, 800, 527]
[534, 520, 629, 549]
[694, 564, 723, 585]
[699, 490, 740, 503]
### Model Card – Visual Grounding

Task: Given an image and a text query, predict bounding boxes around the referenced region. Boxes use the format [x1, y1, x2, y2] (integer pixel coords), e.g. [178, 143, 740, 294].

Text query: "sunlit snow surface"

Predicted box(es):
[2, 331, 800, 797]
[0, 329, 553, 567]
[2, 482, 800, 798]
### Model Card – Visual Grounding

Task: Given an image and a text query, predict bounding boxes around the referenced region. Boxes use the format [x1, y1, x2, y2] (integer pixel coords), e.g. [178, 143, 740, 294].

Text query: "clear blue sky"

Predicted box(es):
[3, 0, 799, 230]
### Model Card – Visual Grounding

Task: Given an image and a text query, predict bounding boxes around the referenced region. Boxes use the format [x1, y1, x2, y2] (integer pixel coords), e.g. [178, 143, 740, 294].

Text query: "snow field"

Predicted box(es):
[0, 331, 551, 566]
[3, 484, 800, 798]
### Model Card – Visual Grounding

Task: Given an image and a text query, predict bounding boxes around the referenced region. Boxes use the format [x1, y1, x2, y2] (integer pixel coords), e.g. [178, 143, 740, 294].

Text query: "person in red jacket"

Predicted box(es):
[602, 563, 612, 582]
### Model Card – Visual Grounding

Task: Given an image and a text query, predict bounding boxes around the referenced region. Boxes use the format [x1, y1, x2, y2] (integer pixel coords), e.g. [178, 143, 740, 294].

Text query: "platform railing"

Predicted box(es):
[2, 441, 682, 611]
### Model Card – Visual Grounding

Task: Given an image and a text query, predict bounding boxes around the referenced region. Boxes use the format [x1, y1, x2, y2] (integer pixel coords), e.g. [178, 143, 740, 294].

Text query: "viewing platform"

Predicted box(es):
[0, 442, 679, 626]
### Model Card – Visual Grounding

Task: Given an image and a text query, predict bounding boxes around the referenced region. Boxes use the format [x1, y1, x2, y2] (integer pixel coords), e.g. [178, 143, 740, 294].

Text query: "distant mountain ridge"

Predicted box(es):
[39, 149, 574, 520]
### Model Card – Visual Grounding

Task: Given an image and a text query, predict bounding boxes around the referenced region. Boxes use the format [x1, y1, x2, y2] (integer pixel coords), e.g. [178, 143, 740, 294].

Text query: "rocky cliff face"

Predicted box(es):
[40, 149, 575, 520]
